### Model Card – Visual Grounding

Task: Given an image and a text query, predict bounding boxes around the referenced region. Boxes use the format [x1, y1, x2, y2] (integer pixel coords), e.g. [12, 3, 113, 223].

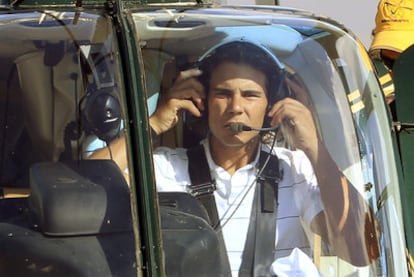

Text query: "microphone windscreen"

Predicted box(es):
[229, 123, 245, 132]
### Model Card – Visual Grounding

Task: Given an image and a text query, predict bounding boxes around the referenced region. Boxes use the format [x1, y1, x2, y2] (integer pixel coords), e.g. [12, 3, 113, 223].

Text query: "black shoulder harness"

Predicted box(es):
[187, 144, 219, 227]
[187, 143, 281, 276]
[187, 144, 281, 222]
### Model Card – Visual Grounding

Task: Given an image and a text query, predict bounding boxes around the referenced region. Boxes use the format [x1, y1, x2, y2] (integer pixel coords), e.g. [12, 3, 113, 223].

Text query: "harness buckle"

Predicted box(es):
[257, 170, 282, 184]
[188, 182, 217, 197]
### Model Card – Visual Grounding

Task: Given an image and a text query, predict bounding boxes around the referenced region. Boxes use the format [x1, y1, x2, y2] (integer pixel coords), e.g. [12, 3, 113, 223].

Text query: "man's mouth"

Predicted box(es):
[225, 122, 239, 127]
[225, 122, 246, 132]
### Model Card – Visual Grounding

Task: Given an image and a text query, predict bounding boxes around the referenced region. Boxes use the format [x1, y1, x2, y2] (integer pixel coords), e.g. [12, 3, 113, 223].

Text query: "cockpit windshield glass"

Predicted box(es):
[130, 7, 407, 276]
[0, 11, 137, 276]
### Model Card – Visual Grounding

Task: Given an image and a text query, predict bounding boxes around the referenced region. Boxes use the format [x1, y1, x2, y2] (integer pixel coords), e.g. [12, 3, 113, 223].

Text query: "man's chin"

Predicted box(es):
[219, 134, 260, 148]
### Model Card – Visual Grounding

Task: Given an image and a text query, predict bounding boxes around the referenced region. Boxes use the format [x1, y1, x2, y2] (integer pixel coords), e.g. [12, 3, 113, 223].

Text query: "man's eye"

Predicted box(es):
[213, 90, 231, 97]
[244, 91, 261, 98]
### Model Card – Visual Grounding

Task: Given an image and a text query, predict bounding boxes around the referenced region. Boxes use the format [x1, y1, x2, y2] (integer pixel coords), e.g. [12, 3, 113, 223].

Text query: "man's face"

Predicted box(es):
[207, 62, 268, 148]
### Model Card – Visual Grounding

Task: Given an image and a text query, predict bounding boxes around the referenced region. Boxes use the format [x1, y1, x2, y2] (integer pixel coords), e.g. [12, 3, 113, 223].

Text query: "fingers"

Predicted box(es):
[267, 97, 308, 127]
[151, 97, 205, 135]
[169, 68, 204, 98]
[178, 68, 203, 80]
[173, 98, 204, 117]
[267, 97, 319, 153]
[150, 68, 207, 135]
[166, 68, 206, 111]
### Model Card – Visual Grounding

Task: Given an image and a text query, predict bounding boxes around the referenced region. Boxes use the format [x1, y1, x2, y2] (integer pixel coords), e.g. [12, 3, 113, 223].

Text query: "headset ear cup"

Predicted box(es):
[82, 87, 122, 143]
[183, 100, 209, 147]
[264, 74, 287, 128]
[263, 104, 272, 128]
[182, 67, 210, 147]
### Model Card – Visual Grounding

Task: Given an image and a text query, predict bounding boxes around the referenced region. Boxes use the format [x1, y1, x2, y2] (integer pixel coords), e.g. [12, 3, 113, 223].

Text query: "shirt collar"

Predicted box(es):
[200, 137, 261, 173]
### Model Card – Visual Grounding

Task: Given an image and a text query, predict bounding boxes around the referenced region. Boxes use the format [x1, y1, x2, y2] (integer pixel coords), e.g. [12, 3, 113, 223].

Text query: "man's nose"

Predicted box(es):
[227, 94, 243, 113]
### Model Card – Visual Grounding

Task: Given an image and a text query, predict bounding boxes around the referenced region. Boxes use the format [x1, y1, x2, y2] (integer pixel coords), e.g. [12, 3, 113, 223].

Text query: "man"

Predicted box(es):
[148, 40, 375, 275]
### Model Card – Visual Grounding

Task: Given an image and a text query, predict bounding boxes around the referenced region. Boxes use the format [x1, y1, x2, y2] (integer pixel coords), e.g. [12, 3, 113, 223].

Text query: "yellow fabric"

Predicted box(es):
[370, 0, 414, 53]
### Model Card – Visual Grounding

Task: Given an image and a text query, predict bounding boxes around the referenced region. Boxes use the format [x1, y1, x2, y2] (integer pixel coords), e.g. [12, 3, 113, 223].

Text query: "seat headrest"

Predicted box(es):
[29, 160, 131, 236]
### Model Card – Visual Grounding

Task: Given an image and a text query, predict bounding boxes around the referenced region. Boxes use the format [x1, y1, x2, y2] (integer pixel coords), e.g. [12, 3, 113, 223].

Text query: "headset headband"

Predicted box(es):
[197, 37, 289, 107]
[198, 37, 286, 72]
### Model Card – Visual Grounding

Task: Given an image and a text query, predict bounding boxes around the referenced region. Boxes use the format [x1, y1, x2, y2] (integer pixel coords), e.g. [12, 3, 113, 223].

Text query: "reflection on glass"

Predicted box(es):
[0, 12, 136, 276]
[132, 7, 405, 277]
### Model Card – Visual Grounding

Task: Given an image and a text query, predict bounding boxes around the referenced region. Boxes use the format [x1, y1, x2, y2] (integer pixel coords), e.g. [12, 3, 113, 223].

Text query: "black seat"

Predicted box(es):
[159, 192, 231, 276]
[0, 160, 231, 276]
[0, 160, 137, 277]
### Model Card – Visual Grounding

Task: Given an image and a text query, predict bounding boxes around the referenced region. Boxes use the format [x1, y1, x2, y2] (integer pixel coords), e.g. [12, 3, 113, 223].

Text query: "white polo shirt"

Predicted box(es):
[153, 138, 323, 276]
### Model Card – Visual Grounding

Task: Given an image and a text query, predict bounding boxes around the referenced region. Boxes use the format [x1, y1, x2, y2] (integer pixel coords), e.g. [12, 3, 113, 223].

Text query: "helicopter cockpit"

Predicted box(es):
[132, 7, 405, 275]
[0, 4, 409, 276]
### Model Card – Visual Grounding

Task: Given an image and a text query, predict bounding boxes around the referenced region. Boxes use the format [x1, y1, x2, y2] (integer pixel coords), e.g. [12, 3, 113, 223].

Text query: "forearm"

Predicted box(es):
[315, 145, 366, 233]
[305, 141, 365, 232]
[89, 135, 128, 173]
[309, 142, 372, 265]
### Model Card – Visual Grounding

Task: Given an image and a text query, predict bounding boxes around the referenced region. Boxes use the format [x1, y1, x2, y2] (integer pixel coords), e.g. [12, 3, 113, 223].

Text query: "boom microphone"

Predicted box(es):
[229, 123, 279, 132]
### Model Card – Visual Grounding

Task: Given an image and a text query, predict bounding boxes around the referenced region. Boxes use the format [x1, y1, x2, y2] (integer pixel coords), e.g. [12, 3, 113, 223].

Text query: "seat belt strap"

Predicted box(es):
[239, 185, 279, 277]
[187, 144, 219, 227]
[258, 152, 280, 213]
[187, 144, 231, 275]
[240, 151, 281, 277]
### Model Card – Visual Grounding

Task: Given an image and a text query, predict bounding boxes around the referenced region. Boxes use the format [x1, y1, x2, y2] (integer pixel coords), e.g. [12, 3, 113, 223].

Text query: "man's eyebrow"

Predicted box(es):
[211, 87, 265, 96]
[211, 87, 232, 93]
[241, 89, 263, 93]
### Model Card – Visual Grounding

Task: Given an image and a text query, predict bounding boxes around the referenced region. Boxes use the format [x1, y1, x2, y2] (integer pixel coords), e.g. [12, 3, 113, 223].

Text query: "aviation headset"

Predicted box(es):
[186, 37, 289, 135]
[79, 46, 122, 143]
[36, 10, 122, 158]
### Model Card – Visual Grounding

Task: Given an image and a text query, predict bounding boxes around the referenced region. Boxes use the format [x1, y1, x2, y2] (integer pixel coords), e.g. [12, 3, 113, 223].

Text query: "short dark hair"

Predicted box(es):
[199, 40, 286, 106]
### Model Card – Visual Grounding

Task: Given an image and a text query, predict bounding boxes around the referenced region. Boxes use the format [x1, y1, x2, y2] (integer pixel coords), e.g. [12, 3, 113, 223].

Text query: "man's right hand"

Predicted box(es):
[149, 68, 206, 135]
